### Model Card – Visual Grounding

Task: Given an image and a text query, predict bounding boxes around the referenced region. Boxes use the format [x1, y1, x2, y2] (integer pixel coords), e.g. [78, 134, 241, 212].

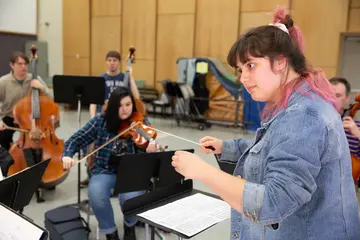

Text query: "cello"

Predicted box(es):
[346, 93, 360, 183]
[8, 45, 69, 194]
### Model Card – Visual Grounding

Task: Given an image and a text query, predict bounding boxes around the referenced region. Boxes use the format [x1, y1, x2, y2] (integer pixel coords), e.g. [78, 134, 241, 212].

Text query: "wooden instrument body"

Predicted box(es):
[7, 46, 68, 188]
[89, 46, 147, 169]
[349, 95, 360, 183]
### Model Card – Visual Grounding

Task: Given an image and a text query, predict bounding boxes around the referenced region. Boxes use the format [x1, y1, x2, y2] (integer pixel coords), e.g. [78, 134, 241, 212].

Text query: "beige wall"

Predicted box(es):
[38, 0, 63, 76]
[348, 0, 360, 32]
[63, 0, 90, 75]
[63, 0, 360, 87]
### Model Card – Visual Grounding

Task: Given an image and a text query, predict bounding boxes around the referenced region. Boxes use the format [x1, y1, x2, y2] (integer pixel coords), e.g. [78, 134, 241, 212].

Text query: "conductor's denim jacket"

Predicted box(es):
[220, 84, 360, 240]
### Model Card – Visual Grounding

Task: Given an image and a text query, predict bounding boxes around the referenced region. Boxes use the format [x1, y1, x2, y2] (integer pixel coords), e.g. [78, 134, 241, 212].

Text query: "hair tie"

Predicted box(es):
[269, 22, 289, 35]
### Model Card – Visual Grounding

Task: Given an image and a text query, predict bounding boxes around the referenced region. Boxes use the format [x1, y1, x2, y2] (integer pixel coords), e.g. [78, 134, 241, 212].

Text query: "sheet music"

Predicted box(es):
[138, 193, 230, 237]
[0, 169, 3, 181]
[0, 204, 44, 240]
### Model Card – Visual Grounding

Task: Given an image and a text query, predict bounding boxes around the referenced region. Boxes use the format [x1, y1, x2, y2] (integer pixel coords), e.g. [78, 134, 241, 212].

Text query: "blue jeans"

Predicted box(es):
[88, 173, 145, 235]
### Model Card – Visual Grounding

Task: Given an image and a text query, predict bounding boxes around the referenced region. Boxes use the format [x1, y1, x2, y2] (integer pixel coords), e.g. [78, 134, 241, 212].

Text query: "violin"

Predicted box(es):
[346, 94, 360, 183]
[119, 112, 157, 149]
[70, 111, 218, 170]
[8, 45, 68, 191]
[71, 112, 160, 169]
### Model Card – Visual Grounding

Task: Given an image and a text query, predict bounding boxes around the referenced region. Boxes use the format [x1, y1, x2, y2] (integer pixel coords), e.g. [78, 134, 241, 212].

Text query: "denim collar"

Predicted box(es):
[260, 82, 311, 129]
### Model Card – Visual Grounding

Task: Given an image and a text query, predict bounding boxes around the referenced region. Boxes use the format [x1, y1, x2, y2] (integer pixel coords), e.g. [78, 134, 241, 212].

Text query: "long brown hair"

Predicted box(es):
[104, 87, 137, 134]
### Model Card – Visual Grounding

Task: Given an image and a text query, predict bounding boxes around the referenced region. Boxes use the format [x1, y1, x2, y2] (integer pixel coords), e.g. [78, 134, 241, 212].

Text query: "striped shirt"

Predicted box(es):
[63, 113, 148, 176]
[342, 112, 360, 158]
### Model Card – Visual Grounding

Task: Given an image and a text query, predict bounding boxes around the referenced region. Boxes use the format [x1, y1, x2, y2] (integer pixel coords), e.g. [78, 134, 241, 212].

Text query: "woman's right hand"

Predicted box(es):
[62, 156, 77, 170]
[0, 121, 6, 131]
[199, 136, 223, 154]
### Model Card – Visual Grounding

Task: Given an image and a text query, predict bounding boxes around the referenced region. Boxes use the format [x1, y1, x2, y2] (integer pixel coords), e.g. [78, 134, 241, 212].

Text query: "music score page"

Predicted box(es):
[138, 193, 231, 237]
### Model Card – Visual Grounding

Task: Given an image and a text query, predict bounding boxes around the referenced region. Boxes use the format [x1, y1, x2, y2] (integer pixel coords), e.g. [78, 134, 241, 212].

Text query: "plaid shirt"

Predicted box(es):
[63, 114, 148, 176]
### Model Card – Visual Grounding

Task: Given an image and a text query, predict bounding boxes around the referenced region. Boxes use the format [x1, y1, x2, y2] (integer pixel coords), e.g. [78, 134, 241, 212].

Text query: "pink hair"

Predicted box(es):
[261, 7, 338, 120]
[273, 7, 305, 54]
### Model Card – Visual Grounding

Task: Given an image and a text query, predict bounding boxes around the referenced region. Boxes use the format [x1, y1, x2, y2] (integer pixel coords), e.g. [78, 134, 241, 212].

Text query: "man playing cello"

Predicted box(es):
[89, 50, 140, 119]
[0, 51, 53, 150]
[330, 77, 360, 183]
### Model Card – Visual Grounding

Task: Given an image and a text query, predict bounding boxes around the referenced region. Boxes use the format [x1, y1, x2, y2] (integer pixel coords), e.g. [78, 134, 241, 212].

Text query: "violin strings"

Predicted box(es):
[146, 125, 201, 147]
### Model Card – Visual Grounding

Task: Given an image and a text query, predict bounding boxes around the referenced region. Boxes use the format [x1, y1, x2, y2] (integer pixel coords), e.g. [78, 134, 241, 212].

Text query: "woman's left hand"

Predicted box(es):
[146, 142, 161, 152]
[171, 151, 210, 180]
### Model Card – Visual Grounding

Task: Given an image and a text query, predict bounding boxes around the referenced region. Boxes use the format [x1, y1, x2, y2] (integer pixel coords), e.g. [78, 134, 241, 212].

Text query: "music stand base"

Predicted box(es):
[52, 75, 106, 224]
[62, 99, 93, 222]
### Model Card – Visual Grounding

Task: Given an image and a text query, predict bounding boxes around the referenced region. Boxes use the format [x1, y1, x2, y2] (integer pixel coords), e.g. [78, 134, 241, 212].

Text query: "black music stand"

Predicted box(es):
[52, 75, 105, 217]
[0, 159, 50, 212]
[214, 154, 236, 174]
[111, 149, 194, 240]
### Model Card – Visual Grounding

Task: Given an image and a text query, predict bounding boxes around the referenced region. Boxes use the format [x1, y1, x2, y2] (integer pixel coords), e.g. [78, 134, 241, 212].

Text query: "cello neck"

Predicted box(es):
[30, 45, 40, 120]
[123, 58, 132, 87]
[123, 46, 135, 88]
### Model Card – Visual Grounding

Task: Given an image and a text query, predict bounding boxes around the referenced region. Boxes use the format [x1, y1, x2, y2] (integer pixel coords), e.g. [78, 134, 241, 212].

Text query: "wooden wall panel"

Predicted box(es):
[64, 0, 354, 86]
[348, 8, 360, 32]
[156, 14, 195, 88]
[63, 57, 90, 75]
[351, 0, 360, 8]
[195, 0, 240, 63]
[321, 67, 337, 80]
[63, 0, 90, 58]
[239, 1, 290, 33]
[241, 0, 289, 12]
[158, 0, 195, 15]
[239, 12, 273, 33]
[91, 17, 121, 75]
[122, 0, 156, 62]
[92, 0, 122, 16]
[122, 60, 155, 87]
[291, 0, 349, 70]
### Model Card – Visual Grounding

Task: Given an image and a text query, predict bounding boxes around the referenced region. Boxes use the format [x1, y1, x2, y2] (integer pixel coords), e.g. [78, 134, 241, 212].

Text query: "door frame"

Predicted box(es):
[337, 32, 360, 93]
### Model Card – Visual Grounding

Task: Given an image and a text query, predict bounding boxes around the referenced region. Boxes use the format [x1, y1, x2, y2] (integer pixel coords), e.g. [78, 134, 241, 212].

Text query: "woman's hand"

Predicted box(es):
[171, 151, 211, 180]
[62, 156, 77, 170]
[0, 121, 5, 131]
[199, 136, 223, 154]
[146, 141, 161, 153]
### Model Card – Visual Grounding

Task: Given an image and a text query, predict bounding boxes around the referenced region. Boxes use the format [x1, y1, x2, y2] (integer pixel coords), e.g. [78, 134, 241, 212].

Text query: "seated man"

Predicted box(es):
[0, 51, 53, 150]
[330, 77, 360, 176]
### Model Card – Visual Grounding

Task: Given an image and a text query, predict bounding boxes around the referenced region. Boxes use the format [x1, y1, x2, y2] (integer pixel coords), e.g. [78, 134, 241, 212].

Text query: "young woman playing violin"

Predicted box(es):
[62, 87, 159, 240]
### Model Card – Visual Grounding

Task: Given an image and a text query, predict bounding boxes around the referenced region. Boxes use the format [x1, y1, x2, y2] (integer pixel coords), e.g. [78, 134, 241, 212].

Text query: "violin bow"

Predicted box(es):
[74, 121, 142, 164]
[145, 125, 215, 151]
[3, 123, 30, 133]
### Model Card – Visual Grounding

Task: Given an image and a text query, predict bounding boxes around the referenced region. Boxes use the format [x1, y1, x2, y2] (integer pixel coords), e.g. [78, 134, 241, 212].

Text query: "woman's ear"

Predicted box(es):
[273, 55, 287, 73]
